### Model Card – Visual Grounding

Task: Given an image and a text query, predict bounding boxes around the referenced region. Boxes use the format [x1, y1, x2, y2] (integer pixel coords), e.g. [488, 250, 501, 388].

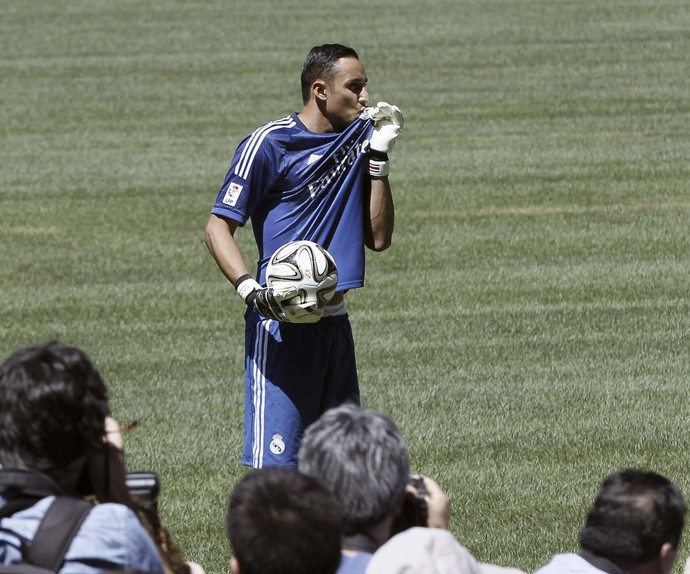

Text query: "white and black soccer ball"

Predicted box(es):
[266, 240, 338, 309]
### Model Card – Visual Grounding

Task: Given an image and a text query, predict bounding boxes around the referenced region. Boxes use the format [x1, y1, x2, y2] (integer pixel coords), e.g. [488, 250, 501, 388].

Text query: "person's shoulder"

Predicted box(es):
[337, 550, 374, 574]
[80, 502, 157, 548]
[68, 503, 165, 573]
[250, 114, 299, 138]
[83, 501, 145, 531]
[238, 114, 300, 155]
[534, 553, 599, 574]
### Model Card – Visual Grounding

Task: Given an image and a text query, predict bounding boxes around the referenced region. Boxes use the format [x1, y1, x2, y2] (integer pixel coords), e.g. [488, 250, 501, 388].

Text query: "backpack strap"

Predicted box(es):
[0, 562, 58, 574]
[25, 497, 92, 572]
[0, 470, 65, 520]
[0, 497, 45, 519]
[0, 471, 64, 500]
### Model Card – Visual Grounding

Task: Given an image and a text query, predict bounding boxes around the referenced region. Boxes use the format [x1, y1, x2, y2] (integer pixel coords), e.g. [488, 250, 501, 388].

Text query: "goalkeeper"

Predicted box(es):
[204, 43, 403, 468]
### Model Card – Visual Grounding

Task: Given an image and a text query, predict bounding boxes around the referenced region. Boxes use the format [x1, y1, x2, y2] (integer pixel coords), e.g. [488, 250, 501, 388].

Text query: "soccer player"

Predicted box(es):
[205, 43, 403, 468]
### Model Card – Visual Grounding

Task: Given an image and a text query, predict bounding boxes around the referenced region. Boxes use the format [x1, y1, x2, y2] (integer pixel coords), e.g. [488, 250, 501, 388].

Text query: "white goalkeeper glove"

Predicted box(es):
[235, 275, 325, 323]
[369, 102, 404, 154]
[235, 275, 297, 322]
[366, 102, 403, 177]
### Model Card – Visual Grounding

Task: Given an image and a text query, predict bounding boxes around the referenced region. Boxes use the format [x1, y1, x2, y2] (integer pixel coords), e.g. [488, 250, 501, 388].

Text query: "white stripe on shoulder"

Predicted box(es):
[236, 116, 296, 180]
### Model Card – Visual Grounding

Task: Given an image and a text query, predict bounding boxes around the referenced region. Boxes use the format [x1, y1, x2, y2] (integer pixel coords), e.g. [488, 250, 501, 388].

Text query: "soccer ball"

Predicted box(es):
[266, 240, 338, 311]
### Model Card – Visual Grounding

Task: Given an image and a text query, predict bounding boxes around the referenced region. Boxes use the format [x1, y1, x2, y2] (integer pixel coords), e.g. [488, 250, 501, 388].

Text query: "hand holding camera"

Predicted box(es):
[418, 475, 450, 529]
[391, 474, 450, 535]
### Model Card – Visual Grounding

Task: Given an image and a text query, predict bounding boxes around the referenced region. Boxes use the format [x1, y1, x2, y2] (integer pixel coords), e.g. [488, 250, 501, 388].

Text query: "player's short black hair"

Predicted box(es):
[300, 43, 360, 104]
[226, 467, 342, 574]
[0, 341, 110, 484]
[579, 469, 686, 567]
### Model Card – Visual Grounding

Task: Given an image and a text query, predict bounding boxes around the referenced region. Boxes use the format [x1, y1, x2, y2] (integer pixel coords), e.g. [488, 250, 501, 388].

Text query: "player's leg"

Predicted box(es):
[319, 314, 360, 414]
[242, 318, 330, 468]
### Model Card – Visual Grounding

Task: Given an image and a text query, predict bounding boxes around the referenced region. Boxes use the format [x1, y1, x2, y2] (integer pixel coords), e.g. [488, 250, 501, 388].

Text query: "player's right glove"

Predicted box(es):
[235, 274, 297, 322]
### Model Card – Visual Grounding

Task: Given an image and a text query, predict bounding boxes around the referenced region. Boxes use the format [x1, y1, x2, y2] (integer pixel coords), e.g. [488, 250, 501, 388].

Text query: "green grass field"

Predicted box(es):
[2, 0, 690, 572]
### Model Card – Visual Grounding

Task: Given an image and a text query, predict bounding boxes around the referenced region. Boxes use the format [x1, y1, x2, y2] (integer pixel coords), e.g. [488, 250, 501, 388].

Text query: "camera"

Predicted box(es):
[125, 471, 160, 506]
[390, 475, 428, 536]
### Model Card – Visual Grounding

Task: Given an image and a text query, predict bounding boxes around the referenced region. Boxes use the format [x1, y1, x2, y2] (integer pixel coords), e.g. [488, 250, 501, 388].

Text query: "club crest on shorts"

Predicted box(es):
[269, 433, 286, 455]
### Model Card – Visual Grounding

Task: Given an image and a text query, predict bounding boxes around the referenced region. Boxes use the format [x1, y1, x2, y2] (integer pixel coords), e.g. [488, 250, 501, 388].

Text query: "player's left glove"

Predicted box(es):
[369, 101, 404, 154]
[235, 275, 297, 322]
[366, 102, 404, 177]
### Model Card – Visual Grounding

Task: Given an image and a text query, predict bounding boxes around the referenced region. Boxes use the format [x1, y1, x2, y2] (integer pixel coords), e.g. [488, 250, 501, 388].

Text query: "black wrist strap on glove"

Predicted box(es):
[234, 274, 254, 297]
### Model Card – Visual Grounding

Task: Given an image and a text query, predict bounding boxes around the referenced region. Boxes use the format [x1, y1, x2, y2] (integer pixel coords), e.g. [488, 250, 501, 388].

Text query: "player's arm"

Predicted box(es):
[365, 176, 394, 251]
[365, 102, 403, 252]
[204, 214, 296, 321]
[204, 213, 249, 286]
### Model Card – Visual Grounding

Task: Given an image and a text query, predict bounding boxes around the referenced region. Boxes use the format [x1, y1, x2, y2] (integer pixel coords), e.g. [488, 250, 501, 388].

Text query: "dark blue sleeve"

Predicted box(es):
[211, 127, 285, 224]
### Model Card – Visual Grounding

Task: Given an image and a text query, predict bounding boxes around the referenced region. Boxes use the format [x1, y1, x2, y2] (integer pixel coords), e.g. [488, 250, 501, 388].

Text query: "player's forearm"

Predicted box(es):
[204, 214, 250, 286]
[365, 101, 402, 251]
[365, 177, 394, 251]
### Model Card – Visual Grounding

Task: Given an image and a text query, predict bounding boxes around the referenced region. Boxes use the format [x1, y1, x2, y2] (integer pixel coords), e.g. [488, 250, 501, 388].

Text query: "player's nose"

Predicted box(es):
[359, 87, 369, 106]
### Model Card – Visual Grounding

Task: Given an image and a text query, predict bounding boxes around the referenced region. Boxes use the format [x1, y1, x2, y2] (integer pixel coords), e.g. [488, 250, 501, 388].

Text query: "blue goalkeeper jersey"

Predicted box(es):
[212, 112, 374, 290]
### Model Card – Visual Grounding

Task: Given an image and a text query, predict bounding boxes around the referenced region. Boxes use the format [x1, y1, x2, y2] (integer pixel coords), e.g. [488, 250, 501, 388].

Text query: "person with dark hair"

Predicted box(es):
[299, 44, 361, 107]
[205, 43, 404, 468]
[0, 341, 166, 574]
[226, 467, 342, 574]
[297, 404, 450, 574]
[535, 468, 687, 574]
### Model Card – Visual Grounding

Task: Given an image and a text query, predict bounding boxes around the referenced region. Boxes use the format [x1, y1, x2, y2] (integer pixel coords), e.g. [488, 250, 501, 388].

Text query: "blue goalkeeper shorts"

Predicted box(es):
[242, 311, 360, 468]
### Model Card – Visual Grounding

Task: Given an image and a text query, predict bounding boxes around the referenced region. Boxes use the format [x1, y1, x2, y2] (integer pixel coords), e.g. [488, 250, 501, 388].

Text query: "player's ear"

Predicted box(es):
[312, 79, 328, 102]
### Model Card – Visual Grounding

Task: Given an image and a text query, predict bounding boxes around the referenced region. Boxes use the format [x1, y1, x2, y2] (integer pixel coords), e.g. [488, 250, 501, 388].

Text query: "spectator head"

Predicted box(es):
[226, 467, 342, 574]
[0, 341, 110, 486]
[579, 468, 686, 573]
[298, 403, 410, 536]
